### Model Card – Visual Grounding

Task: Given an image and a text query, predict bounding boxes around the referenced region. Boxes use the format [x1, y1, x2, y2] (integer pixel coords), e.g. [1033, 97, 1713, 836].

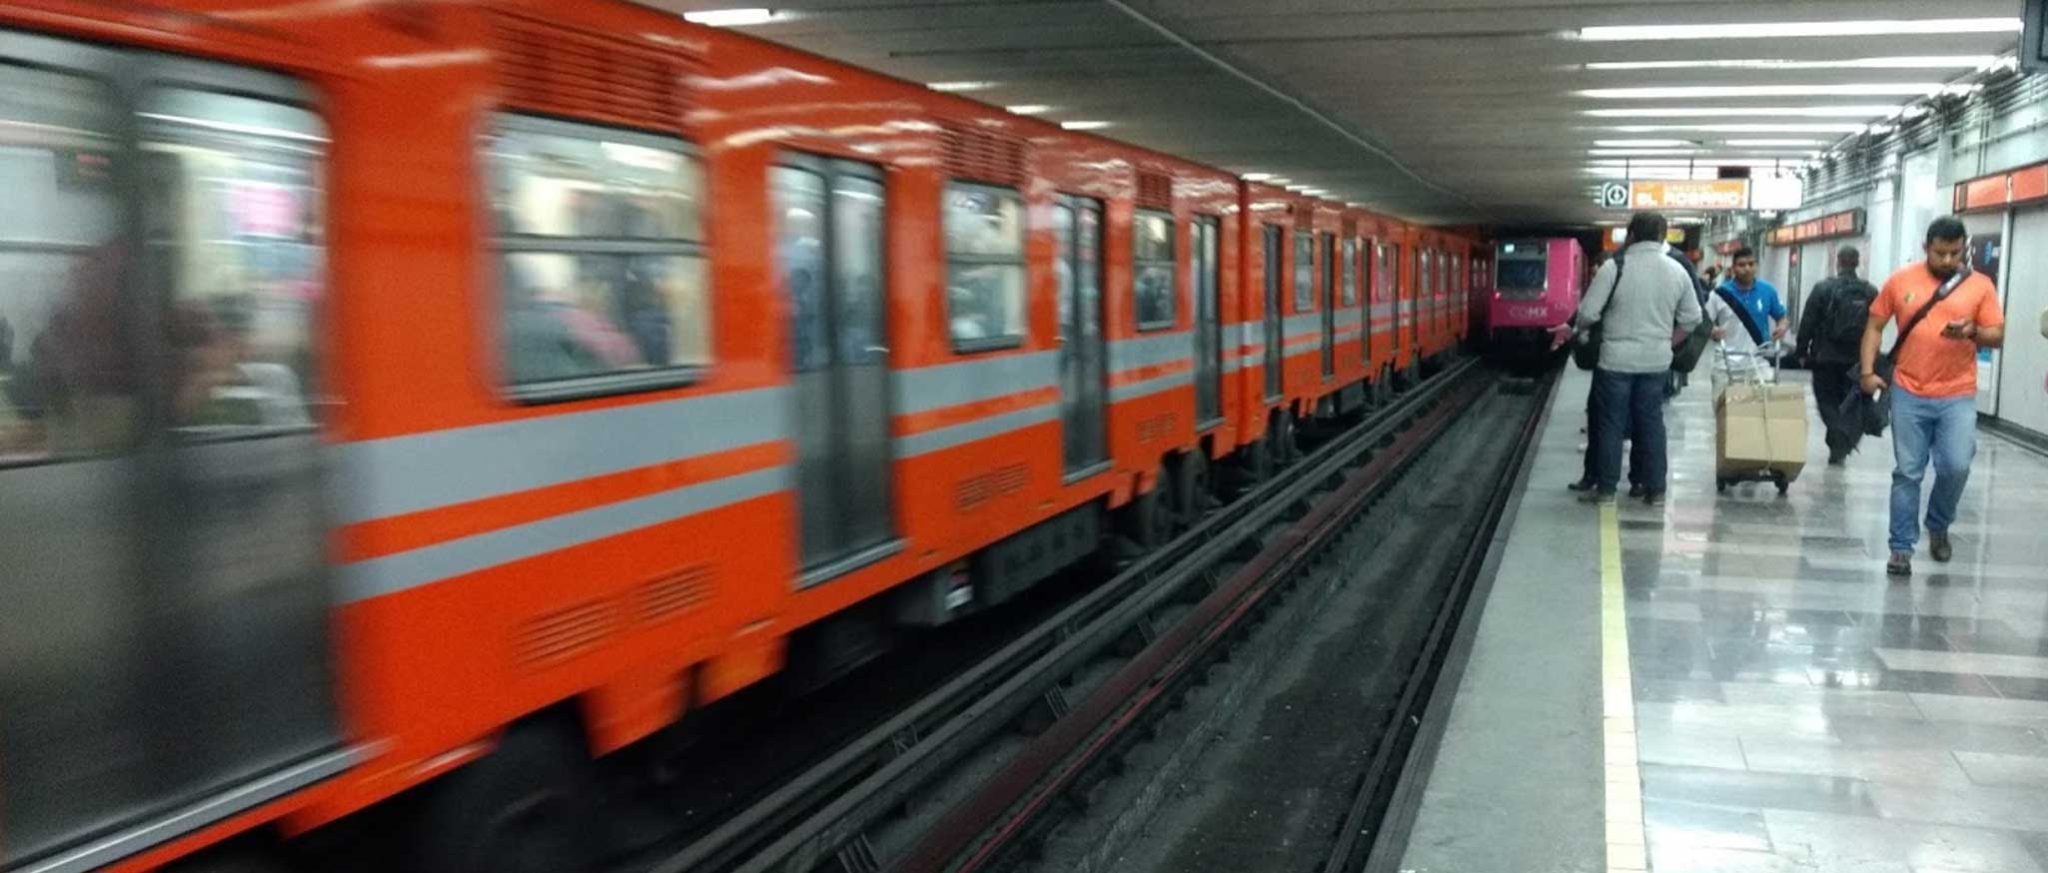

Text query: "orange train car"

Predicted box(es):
[0, 2, 1476, 871]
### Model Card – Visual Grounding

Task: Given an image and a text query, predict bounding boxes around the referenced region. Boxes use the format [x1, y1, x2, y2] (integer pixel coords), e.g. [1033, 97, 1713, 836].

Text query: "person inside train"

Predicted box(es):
[1711, 248, 1788, 344]
[1796, 246, 1879, 465]
[1571, 211, 1703, 506]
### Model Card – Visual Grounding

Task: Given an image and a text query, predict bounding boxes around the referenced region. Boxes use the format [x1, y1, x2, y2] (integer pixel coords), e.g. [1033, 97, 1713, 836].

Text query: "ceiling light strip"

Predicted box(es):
[1576, 18, 2022, 41]
[1101, 0, 1476, 215]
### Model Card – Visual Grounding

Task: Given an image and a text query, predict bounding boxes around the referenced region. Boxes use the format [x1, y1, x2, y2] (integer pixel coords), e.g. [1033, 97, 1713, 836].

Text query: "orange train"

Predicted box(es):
[0, 1, 1482, 870]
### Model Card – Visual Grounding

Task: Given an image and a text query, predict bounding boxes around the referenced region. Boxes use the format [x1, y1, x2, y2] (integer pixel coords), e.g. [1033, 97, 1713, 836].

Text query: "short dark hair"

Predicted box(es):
[1925, 216, 1967, 245]
[1625, 211, 1668, 247]
[1731, 246, 1756, 263]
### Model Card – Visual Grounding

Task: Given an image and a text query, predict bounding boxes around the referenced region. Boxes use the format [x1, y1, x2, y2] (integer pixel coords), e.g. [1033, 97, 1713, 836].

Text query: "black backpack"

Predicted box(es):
[1823, 278, 1878, 352]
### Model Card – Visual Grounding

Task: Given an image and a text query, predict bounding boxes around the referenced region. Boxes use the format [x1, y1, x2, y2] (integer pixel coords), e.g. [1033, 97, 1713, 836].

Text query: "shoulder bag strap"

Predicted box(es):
[1888, 267, 1971, 362]
[1712, 285, 1766, 345]
[1595, 255, 1625, 322]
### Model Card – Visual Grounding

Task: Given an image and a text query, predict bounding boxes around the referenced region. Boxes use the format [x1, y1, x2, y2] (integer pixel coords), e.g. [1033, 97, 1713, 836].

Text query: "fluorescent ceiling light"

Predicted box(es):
[928, 81, 995, 92]
[1579, 84, 1940, 99]
[1604, 123, 1868, 133]
[1587, 158, 1812, 167]
[1300, 187, 1328, 195]
[1575, 18, 2021, 41]
[1242, 172, 1276, 181]
[1006, 104, 1052, 115]
[1723, 138, 1831, 146]
[1265, 177, 1292, 185]
[1593, 139, 1695, 147]
[1583, 55, 2000, 71]
[682, 7, 777, 26]
[1589, 147, 1700, 156]
[1060, 120, 1111, 130]
[1585, 106, 1903, 118]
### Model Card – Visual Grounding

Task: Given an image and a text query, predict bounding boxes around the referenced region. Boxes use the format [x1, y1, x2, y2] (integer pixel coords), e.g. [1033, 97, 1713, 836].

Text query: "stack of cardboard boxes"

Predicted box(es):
[1715, 383, 1807, 482]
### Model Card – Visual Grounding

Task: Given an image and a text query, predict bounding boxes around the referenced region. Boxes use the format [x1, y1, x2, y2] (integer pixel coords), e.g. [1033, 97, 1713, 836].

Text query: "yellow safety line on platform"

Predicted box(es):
[1600, 503, 1648, 872]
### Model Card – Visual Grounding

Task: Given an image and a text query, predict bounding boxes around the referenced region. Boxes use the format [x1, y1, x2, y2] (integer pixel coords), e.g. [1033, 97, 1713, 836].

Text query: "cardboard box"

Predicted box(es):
[1715, 383, 1807, 479]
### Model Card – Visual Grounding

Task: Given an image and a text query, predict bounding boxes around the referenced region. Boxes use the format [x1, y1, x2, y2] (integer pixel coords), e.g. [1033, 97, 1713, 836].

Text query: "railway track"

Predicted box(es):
[616, 356, 1535, 873]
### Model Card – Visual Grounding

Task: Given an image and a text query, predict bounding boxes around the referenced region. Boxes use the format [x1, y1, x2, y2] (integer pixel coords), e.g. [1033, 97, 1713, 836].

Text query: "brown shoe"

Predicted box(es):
[1930, 531, 1953, 563]
[1887, 551, 1912, 577]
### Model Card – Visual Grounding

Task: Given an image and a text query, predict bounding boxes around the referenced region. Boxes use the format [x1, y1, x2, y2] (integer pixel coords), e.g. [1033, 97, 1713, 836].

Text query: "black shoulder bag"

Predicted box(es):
[1571, 255, 1625, 371]
[1841, 267, 1970, 438]
[1871, 267, 1969, 385]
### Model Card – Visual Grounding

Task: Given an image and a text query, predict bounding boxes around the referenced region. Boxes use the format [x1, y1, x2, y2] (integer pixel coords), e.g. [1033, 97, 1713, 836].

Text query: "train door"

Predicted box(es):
[1319, 232, 1336, 379]
[1343, 237, 1361, 360]
[1193, 216, 1223, 426]
[1373, 241, 1393, 364]
[1417, 246, 1433, 356]
[1262, 225, 1283, 399]
[772, 157, 895, 577]
[1055, 195, 1107, 473]
[0, 44, 349, 868]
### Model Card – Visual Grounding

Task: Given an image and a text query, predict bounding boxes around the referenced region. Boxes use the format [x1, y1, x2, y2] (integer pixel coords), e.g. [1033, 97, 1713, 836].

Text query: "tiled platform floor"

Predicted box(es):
[1400, 364, 2048, 873]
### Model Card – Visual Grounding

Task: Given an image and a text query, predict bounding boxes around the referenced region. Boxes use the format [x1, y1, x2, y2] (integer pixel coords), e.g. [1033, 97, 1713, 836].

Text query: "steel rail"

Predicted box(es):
[647, 358, 1481, 873]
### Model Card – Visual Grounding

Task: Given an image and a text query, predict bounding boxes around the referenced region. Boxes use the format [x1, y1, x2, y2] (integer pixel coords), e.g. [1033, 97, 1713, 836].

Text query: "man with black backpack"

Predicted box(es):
[1797, 247, 1879, 465]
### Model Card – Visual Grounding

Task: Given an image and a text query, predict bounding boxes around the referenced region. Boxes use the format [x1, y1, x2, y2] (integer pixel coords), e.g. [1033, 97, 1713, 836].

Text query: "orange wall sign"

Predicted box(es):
[1629, 179, 1750, 210]
[1767, 209, 1863, 246]
[1954, 159, 2048, 212]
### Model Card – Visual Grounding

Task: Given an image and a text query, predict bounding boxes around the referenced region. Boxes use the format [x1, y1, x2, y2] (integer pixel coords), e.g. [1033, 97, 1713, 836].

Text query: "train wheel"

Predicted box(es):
[1240, 437, 1274, 492]
[1273, 413, 1299, 465]
[415, 717, 598, 873]
[1172, 450, 1213, 526]
[1122, 478, 1173, 551]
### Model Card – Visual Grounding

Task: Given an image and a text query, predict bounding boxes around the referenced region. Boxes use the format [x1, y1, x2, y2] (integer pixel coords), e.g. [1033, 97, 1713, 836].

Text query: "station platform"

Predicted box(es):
[1398, 365, 2048, 873]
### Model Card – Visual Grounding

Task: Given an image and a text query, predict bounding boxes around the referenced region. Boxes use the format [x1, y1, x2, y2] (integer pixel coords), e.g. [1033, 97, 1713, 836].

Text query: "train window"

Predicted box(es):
[1340, 238, 1358, 306]
[0, 63, 128, 464]
[1133, 209, 1176, 331]
[1292, 231, 1313, 312]
[942, 182, 1026, 351]
[772, 165, 887, 372]
[486, 115, 710, 401]
[144, 88, 328, 438]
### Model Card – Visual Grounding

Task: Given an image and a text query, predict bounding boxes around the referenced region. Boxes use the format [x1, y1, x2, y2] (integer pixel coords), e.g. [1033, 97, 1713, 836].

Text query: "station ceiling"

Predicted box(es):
[641, 0, 2024, 227]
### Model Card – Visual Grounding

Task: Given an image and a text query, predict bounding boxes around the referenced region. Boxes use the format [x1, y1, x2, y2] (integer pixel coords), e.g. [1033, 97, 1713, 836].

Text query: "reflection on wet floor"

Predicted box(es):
[1620, 372, 2048, 873]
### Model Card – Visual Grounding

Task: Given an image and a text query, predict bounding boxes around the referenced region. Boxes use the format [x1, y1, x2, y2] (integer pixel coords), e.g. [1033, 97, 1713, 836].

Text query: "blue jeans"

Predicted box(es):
[1888, 386, 1977, 553]
[1594, 369, 1668, 494]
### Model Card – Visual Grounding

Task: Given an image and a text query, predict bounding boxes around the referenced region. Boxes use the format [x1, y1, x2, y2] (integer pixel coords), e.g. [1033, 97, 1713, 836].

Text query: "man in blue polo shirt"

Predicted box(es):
[1711, 246, 1789, 345]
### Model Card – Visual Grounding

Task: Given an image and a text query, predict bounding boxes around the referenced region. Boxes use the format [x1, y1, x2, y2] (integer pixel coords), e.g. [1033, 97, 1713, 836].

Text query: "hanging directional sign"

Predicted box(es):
[1597, 182, 1630, 209]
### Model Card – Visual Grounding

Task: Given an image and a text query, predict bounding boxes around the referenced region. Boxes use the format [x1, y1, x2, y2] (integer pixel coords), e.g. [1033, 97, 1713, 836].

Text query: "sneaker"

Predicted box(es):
[1578, 488, 1616, 505]
[1567, 479, 1597, 492]
[1643, 491, 1666, 507]
[1930, 531, 1953, 563]
[1887, 551, 1912, 577]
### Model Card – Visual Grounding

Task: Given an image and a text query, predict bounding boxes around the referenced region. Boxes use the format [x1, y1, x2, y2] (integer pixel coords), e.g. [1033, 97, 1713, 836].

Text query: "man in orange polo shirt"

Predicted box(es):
[1858, 217, 2006, 577]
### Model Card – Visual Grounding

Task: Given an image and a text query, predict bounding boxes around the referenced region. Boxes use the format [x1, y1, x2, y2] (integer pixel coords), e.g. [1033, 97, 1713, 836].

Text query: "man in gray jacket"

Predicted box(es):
[1575, 212, 1705, 505]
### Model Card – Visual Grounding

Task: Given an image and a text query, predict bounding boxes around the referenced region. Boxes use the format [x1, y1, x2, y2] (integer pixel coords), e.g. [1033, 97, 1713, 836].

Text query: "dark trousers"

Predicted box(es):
[1583, 378, 1652, 488]
[1594, 370, 1668, 494]
[1810, 362, 1860, 457]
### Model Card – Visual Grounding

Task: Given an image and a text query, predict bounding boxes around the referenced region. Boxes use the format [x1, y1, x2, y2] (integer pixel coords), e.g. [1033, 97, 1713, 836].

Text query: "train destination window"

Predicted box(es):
[1133, 209, 1177, 331]
[145, 88, 328, 440]
[487, 115, 710, 400]
[1293, 231, 1313, 313]
[943, 182, 1027, 351]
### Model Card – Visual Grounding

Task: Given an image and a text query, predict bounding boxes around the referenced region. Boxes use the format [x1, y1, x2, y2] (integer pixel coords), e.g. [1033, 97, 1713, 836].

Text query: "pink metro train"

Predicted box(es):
[1483, 238, 1584, 354]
